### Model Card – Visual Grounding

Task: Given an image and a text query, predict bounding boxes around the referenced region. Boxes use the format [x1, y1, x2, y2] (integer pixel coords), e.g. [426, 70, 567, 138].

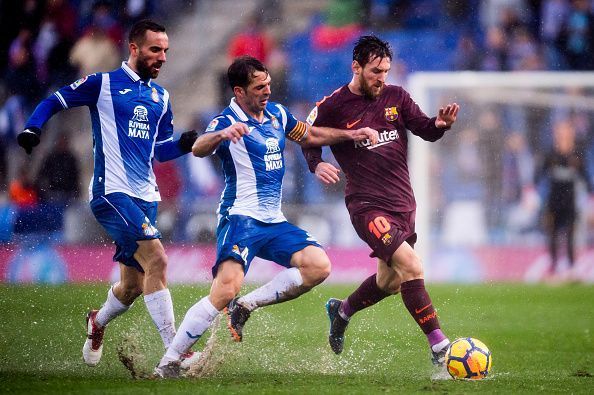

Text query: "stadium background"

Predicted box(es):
[1, 0, 594, 285]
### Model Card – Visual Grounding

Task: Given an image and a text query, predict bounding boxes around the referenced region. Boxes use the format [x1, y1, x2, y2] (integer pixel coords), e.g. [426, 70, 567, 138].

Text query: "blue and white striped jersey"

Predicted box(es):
[26, 62, 183, 202]
[207, 98, 308, 224]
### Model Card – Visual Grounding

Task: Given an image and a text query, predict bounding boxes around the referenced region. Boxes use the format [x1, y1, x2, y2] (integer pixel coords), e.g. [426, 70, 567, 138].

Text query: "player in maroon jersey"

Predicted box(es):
[302, 35, 459, 372]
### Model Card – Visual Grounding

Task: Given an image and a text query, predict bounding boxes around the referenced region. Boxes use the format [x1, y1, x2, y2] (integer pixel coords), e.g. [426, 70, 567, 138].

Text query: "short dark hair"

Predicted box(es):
[228, 56, 268, 90]
[353, 35, 393, 68]
[128, 19, 166, 44]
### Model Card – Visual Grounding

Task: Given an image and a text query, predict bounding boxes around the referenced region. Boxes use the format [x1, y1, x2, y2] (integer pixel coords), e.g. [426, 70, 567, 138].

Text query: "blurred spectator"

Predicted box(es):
[502, 131, 539, 236]
[557, 0, 594, 70]
[537, 119, 593, 275]
[9, 166, 38, 209]
[540, 0, 570, 69]
[481, 26, 508, 70]
[227, 13, 272, 63]
[82, 0, 125, 47]
[36, 132, 80, 204]
[6, 28, 43, 107]
[70, 26, 120, 76]
[452, 33, 481, 70]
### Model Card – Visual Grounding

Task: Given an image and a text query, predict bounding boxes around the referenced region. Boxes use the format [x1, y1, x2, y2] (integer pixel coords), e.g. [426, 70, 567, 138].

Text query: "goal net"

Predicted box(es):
[408, 72, 594, 282]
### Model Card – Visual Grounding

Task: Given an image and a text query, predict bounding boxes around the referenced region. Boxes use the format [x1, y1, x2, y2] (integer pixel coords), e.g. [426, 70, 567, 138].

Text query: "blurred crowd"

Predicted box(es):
[1, 0, 594, 254]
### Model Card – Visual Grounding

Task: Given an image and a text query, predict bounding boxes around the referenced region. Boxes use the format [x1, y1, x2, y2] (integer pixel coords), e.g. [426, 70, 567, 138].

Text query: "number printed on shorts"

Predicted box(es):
[368, 216, 391, 239]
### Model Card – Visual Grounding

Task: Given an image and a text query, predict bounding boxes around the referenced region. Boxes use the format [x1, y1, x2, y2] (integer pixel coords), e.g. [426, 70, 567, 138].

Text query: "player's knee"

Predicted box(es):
[300, 254, 331, 287]
[145, 251, 168, 278]
[396, 251, 424, 280]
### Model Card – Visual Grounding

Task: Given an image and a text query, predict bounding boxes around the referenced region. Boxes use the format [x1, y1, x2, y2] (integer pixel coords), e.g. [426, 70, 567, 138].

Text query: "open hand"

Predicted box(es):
[435, 103, 460, 128]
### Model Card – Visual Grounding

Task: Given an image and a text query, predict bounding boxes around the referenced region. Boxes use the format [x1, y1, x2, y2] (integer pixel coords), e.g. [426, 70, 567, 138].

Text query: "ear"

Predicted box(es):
[233, 86, 244, 98]
[129, 42, 139, 56]
[352, 60, 361, 75]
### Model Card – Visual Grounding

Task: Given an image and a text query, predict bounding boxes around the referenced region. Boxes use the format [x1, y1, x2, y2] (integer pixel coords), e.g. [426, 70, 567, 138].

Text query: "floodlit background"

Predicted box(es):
[1, 0, 593, 284]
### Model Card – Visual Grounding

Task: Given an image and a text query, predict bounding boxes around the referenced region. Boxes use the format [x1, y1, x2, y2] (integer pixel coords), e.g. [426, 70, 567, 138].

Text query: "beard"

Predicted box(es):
[360, 74, 383, 100]
[136, 55, 162, 79]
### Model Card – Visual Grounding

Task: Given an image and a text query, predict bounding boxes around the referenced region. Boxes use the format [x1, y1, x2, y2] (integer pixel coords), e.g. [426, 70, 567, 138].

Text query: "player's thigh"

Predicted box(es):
[350, 209, 417, 263]
[90, 193, 161, 272]
[260, 221, 322, 269]
[212, 215, 267, 278]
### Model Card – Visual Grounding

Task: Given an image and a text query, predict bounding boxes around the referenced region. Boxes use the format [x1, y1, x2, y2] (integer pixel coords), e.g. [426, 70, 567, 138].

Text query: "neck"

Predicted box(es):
[348, 77, 362, 96]
[237, 100, 264, 122]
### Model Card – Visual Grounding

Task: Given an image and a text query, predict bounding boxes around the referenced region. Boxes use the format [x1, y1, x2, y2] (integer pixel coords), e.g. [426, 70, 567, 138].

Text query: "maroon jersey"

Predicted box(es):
[303, 84, 447, 213]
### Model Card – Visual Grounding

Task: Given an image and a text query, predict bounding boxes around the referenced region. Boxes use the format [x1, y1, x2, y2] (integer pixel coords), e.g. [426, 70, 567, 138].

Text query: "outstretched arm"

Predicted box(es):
[298, 125, 378, 148]
[192, 123, 250, 157]
[153, 130, 198, 162]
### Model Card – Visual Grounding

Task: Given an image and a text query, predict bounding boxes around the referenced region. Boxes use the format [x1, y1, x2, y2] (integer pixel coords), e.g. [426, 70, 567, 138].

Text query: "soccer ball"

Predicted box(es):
[445, 337, 492, 380]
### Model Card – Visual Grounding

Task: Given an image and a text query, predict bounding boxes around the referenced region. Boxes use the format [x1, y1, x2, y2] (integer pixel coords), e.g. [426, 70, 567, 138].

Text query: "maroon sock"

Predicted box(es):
[341, 274, 390, 318]
[400, 279, 441, 334]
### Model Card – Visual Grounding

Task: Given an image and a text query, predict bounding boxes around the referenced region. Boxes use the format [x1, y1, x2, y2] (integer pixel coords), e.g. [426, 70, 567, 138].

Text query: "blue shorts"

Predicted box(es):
[90, 192, 161, 272]
[213, 215, 321, 277]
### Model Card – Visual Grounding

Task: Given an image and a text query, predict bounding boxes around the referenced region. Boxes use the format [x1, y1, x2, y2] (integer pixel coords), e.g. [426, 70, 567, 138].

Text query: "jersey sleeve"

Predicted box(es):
[206, 115, 233, 151]
[276, 104, 308, 142]
[53, 73, 102, 109]
[25, 73, 102, 131]
[156, 95, 174, 145]
[400, 88, 447, 142]
[301, 102, 329, 173]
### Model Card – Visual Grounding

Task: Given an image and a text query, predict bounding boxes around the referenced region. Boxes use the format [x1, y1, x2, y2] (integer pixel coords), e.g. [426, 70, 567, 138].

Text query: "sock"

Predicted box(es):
[95, 286, 131, 328]
[340, 274, 391, 319]
[400, 279, 442, 337]
[238, 267, 304, 310]
[144, 288, 176, 349]
[160, 296, 219, 366]
[431, 336, 450, 353]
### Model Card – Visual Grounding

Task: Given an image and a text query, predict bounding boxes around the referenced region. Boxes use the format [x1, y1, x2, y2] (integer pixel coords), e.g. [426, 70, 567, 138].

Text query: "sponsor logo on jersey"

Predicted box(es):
[70, 76, 88, 90]
[384, 106, 399, 122]
[264, 137, 283, 171]
[271, 115, 280, 129]
[151, 87, 159, 103]
[129, 105, 151, 139]
[119, 88, 132, 95]
[206, 119, 219, 132]
[306, 106, 318, 126]
[354, 129, 399, 149]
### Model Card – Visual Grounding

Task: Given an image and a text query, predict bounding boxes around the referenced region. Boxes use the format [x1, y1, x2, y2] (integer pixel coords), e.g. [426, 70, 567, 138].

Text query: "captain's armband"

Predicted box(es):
[287, 121, 309, 142]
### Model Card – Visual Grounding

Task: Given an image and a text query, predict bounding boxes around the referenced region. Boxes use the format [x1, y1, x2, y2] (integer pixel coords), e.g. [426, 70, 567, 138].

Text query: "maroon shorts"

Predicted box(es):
[350, 209, 417, 262]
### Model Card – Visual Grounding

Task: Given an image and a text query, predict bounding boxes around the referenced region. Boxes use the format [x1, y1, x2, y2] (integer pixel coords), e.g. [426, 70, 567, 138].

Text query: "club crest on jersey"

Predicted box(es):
[232, 244, 249, 263]
[270, 115, 280, 130]
[384, 107, 399, 122]
[129, 105, 151, 139]
[206, 119, 219, 132]
[264, 137, 283, 171]
[151, 87, 159, 103]
[142, 218, 158, 236]
[70, 76, 88, 90]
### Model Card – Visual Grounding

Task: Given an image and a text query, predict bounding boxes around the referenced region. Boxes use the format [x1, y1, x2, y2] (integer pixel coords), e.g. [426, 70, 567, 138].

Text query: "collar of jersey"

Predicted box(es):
[229, 98, 271, 124]
[121, 61, 152, 86]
